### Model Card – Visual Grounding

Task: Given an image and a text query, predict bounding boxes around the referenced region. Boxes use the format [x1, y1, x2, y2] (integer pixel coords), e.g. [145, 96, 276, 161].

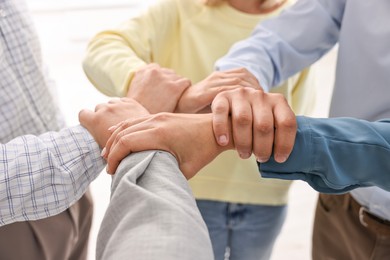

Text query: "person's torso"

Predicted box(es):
[330, 0, 390, 220]
[151, 0, 306, 204]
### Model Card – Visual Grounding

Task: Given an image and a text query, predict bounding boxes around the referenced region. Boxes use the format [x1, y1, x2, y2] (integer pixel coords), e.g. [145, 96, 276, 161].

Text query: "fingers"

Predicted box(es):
[104, 116, 151, 159]
[174, 77, 192, 91]
[106, 129, 157, 175]
[251, 97, 274, 162]
[230, 90, 253, 159]
[272, 95, 297, 163]
[211, 88, 295, 163]
[211, 93, 230, 146]
[220, 67, 260, 88]
[216, 77, 251, 89]
[107, 98, 121, 104]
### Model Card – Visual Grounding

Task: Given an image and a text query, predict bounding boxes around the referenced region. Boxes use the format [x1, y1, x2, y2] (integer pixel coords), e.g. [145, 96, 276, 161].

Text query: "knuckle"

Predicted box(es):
[117, 135, 129, 147]
[279, 116, 297, 130]
[237, 67, 247, 73]
[235, 87, 254, 96]
[149, 67, 160, 76]
[235, 112, 252, 126]
[211, 102, 227, 114]
[235, 87, 246, 94]
[154, 112, 170, 121]
[230, 77, 241, 84]
[254, 121, 273, 134]
[78, 109, 86, 118]
[270, 92, 287, 102]
[179, 80, 191, 89]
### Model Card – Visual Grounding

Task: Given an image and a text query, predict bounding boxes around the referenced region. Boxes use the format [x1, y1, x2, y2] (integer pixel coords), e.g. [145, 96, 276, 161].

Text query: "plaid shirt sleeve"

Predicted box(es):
[0, 125, 105, 226]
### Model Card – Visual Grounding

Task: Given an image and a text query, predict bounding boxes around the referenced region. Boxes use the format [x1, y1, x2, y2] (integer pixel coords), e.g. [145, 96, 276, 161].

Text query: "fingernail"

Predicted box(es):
[218, 135, 228, 145]
[239, 152, 251, 159]
[101, 147, 107, 157]
[275, 154, 288, 163]
[256, 157, 268, 163]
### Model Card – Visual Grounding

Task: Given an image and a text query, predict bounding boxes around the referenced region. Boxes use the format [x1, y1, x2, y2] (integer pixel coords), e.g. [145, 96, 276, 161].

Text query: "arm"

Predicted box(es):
[0, 126, 104, 226]
[216, 0, 344, 90]
[0, 98, 148, 226]
[260, 116, 390, 193]
[96, 151, 213, 260]
[100, 111, 390, 193]
[175, 68, 261, 113]
[102, 113, 233, 178]
[83, 0, 180, 97]
[99, 88, 295, 176]
[126, 63, 191, 114]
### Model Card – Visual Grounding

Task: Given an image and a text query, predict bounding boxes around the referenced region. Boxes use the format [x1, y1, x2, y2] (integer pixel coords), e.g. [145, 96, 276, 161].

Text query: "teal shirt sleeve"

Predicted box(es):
[260, 116, 390, 193]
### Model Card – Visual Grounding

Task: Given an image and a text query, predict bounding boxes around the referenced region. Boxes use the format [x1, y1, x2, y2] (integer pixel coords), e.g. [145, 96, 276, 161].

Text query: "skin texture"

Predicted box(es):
[78, 98, 149, 148]
[102, 112, 234, 179]
[175, 68, 260, 113]
[127, 63, 191, 114]
[211, 88, 296, 163]
[80, 0, 297, 179]
[79, 88, 296, 179]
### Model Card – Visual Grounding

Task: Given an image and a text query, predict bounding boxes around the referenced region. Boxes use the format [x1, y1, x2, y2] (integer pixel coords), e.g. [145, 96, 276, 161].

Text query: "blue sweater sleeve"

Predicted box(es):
[260, 116, 390, 193]
[215, 0, 343, 90]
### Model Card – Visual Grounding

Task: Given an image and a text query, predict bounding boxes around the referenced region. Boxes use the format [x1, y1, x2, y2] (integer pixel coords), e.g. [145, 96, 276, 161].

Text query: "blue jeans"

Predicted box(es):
[196, 200, 287, 260]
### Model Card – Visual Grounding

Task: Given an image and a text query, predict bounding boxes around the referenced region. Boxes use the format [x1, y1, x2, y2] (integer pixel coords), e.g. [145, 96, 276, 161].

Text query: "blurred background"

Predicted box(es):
[28, 0, 337, 259]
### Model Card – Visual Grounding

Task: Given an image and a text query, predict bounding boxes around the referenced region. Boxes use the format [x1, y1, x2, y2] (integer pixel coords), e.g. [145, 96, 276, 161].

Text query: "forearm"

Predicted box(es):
[260, 116, 390, 193]
[0, 125, 104, 225]
[83, 0, 180, 97]
[83, 32, 147, 97]
[97, 151, 213, 260]
[216, 0, 341, 90]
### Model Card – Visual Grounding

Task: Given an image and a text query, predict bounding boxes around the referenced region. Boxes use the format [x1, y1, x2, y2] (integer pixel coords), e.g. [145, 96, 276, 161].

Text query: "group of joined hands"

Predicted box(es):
[79, 63, 297, 179]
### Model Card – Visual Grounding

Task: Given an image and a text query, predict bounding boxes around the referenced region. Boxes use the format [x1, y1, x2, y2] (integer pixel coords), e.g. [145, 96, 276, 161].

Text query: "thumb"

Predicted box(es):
[78, 109, 94, 128]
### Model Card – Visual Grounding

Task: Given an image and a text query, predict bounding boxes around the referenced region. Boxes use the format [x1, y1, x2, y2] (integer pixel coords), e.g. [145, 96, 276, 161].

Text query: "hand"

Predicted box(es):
[79, 98, 149, 148]
[127, 63, 191, 113]
[211, 88, 296, 163]
[102, 113, 234, 179]
[175, 68, 260, 113]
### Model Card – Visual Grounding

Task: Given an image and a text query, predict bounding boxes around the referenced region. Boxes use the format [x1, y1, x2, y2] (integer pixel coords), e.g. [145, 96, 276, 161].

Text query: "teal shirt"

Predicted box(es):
[260, 116, 390, 193]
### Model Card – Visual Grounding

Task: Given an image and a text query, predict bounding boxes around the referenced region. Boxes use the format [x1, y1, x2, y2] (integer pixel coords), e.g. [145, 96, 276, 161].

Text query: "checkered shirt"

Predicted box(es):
[0, 0, 104, 226]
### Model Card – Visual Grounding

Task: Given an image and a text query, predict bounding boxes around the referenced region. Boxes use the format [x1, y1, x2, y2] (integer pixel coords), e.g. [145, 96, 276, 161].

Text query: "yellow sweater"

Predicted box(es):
[83, 0, 316, 205]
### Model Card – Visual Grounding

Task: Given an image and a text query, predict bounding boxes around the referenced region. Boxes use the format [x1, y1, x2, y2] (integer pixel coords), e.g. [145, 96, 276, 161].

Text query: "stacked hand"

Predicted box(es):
[101, 113, 234, 179]
[211, 87, 296, 163]
[80, 67, 297, 179]
[79, 98, 149, 148]
[127, 63, 191, 113]
[175, 68, 260, 113]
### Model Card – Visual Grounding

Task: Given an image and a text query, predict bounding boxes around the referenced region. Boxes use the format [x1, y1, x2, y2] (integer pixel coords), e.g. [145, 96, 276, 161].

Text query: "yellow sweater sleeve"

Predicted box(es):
[82, 0, 181, 97]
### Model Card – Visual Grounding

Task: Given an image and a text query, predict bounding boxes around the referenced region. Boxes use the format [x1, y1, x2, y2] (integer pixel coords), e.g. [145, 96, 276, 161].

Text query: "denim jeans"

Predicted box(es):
[196, 200, 287, 260]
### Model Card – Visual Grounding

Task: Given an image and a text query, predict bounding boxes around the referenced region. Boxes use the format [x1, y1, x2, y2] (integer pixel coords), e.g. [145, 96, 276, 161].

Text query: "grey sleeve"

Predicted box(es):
[96, 151, 214, 260]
